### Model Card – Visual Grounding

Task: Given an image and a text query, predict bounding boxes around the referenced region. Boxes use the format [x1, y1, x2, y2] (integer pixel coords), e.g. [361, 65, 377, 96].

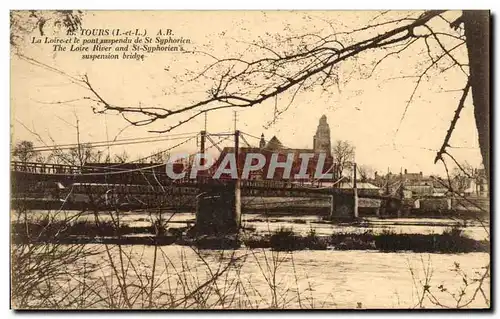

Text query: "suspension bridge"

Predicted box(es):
[11, 130, 404, 233]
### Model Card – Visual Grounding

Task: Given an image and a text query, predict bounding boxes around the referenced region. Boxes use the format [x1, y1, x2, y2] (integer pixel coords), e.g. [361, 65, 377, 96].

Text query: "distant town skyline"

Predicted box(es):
[11, 11, 483, 177]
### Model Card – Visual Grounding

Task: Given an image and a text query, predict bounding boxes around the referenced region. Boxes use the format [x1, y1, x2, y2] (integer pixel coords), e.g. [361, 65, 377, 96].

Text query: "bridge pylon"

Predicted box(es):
[193, 130, 241, 235]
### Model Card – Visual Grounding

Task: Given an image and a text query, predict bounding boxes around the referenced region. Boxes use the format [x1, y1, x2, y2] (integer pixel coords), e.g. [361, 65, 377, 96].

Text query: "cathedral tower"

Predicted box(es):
[259, 133, 266, 149]
[313, 115, 332, 157]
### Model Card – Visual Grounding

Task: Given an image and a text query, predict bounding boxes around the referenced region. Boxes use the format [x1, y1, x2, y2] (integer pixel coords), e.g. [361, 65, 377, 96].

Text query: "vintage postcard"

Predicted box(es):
[10, 10, 490, 310]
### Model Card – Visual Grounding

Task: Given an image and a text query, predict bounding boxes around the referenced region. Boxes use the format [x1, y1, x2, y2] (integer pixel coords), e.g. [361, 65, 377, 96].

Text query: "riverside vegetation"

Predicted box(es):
[11, 205, 490, 309]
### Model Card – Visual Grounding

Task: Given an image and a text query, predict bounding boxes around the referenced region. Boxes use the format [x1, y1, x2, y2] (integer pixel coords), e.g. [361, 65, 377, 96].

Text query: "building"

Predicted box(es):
[372, 169, 436, 198]
[402, 169, 434, 187]
[313, 115, 332, 157]
[371, 167, 491, 199]
[213, 116, 336, 182]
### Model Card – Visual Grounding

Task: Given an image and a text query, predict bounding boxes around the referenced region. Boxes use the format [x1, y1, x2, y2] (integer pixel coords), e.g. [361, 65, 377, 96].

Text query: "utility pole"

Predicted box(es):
[353, 162, 357, 189]
[233, 129, 241, 230]
[204, 112, 208, 132]
[200, 130, 206, 169]
[385, 167, 390, 195]
[353, 162, 358, 218]
[399, 168, 404, 196]
[398, 167, 403, 218]
[234, 130, 240, 177]
[233, 111, 238, 133]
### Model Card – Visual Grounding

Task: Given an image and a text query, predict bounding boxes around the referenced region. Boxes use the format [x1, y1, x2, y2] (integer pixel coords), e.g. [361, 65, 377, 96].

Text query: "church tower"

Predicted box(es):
[259, 133, 266, 149]
[313, 115, 332, 157]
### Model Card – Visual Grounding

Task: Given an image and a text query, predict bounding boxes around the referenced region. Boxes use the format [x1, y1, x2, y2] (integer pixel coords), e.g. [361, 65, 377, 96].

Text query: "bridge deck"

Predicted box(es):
[11, 161, 400, 200]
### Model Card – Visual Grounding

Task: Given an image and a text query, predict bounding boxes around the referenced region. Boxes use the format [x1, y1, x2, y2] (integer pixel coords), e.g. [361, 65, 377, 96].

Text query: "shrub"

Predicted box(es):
[305, 227, 327, 250]
[270, 227, 302, 251]
[442, 225, 464, 238]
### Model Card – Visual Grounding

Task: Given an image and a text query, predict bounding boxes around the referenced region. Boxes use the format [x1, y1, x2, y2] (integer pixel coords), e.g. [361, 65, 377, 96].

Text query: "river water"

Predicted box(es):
[21, 210, 489, 240]
[14, 210, 490, 309]
[83, 245, 489, 309]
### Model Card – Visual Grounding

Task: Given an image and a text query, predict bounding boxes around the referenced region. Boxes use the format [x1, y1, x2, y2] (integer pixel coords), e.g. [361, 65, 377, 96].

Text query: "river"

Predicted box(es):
[19, 210, 490, 241]
[14, 210, 490, 309]
[81, 244, 489, 309]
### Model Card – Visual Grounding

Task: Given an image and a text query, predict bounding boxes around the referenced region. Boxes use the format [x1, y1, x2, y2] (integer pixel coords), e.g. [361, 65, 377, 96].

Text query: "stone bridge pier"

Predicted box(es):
[194, 180, 241, 235]
[379, 198, 403, 217]
[329, 189, 359, 220]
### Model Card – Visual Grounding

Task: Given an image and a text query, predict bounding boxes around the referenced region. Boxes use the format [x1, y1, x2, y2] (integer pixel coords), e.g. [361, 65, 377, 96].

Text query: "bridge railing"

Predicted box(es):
[240, 179, 324, 190]
[12, 161, 356, 194]
[11, 161, 81, 175]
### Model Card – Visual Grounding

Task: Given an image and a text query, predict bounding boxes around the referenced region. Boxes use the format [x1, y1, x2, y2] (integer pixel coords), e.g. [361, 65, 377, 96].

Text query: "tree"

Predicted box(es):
[12, 140, 43, 163]
[78, 10, 488, 191]
[11, 10, 490, 189]
[10, 10, 491, 309]
[357, 164, 375, 182]
[461, 11, 489, 186]
[47, 143, 104, 166]
[10, 10, 83, 48]
[332, 140, 355, 178]
[148, 150, 170, 163]
[113, 150, 129, 163]
[450, 161, 486, 195]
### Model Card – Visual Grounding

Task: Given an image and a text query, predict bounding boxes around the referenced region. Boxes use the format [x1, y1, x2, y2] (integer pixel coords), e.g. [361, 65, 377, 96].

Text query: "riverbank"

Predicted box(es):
[12, 217, 489, 253]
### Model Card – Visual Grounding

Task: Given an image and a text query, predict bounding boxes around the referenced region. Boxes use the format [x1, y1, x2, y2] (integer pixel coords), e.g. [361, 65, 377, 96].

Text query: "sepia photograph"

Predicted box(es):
[9, 9, 490, 310]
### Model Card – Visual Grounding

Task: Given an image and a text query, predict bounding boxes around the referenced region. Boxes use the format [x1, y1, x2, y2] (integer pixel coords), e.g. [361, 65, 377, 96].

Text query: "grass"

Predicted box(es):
[269, 227, 302, 251]
[329, 230, 377, 250]
[12, 218, 136, 244]
[242, 227, 488, 253]
[304, 227, 328, 250]
[374, 227, 488, 253]
[13, 216, 488, 253]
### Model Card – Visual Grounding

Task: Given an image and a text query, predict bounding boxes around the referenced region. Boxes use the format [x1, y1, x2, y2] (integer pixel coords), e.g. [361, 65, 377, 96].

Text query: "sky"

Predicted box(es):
[10, 10, 484, 177]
